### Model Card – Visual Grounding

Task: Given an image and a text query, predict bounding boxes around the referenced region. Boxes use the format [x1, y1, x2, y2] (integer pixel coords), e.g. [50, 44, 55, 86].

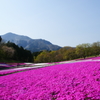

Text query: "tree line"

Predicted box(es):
[0, 36, 100, 63]
[34, 42, 100, 63]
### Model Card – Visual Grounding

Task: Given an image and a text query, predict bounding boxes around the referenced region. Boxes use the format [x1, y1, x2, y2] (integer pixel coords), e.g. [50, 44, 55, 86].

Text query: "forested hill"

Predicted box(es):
[0, 34, 100, 63]
[1, 32, 61, 52]
[0, 36, 33, 62]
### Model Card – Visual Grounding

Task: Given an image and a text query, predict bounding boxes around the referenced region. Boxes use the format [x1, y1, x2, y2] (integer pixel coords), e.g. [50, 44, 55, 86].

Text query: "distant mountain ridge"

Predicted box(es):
[1, 32, 61, 52]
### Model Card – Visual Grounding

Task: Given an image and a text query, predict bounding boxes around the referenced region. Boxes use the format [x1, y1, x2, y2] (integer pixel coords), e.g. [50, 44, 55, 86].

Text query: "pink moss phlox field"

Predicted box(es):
[0, 68, 29, 76]
[6, 63, 26, 67]
[0, 61, 100, 100]
[0, 63, 11, 68]
[0, 67, 34, 76]
[0, 63, 27, 75]
[0, 63, 25, 68]
[75, 56, 100, 61]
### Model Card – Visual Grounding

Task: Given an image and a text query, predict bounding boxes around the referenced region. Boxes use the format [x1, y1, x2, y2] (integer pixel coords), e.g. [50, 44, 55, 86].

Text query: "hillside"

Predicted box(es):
[1, 32, 61, 52]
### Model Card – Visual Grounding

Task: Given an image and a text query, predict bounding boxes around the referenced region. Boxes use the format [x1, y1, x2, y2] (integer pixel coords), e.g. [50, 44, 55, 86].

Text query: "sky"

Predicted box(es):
[0, 0, 100, 47]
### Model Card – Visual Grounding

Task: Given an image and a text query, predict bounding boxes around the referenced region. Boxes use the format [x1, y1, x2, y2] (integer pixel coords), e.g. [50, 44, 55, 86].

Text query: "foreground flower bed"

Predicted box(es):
[0, 61, 100, 100]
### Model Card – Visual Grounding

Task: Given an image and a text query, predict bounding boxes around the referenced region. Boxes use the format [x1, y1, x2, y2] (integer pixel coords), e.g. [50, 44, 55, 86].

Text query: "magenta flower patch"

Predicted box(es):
[0, 61, 100, 100]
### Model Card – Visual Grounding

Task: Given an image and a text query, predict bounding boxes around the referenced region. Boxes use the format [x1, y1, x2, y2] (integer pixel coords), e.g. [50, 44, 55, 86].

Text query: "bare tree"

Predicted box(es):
[2, 46, 15, 58]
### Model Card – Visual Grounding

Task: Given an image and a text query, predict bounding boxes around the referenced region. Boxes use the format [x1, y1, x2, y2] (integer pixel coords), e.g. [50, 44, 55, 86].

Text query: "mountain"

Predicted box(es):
[1, 32, 61, 52]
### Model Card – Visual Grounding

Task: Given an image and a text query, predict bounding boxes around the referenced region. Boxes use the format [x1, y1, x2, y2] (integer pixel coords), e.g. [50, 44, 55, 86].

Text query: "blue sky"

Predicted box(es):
[0, 0, 100, 47]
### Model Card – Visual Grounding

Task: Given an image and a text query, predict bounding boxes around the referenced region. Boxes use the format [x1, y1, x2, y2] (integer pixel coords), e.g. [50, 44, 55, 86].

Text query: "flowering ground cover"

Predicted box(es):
[0, 63, 11, 68]
[7, 63, 25, 67]
[0, 67, 32, 76]
[0, 60, 100, 100]
[0, 63, 59, 76]
[0, 63, 29, 75]
[0, 63, 25, 69]
[75, 56, 100, 61]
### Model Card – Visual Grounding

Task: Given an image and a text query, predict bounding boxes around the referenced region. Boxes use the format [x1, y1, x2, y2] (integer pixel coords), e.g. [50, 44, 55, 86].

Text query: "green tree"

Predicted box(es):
[34, 50, 50, 63]
[91, 42, 100, 56]
[76, 43, 91, 59]
[64, 48, 77, 60]
[33, 51, 42, 61]
[49, 51, 56, 62]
